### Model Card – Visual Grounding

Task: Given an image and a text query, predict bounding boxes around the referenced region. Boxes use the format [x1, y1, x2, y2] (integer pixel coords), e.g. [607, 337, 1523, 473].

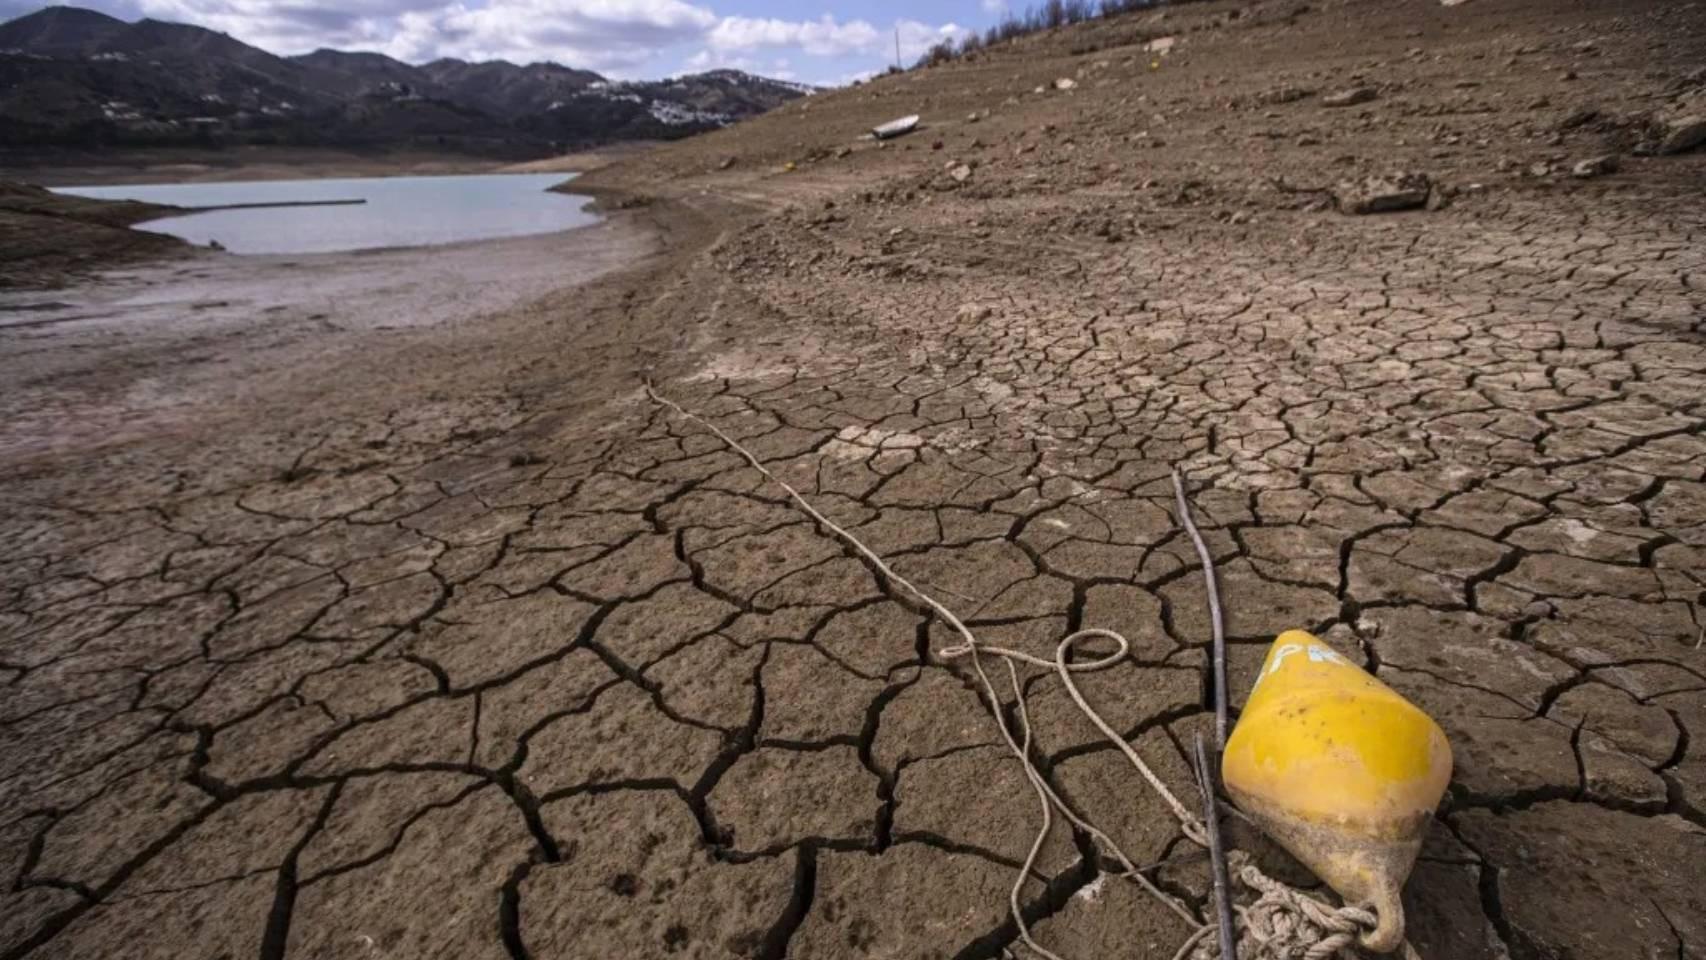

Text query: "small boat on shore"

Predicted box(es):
[872, 114, 920, 140]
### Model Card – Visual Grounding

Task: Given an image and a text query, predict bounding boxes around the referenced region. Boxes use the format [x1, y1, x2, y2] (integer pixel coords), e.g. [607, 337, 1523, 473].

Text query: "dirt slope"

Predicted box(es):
[2, 1, 1704, 959]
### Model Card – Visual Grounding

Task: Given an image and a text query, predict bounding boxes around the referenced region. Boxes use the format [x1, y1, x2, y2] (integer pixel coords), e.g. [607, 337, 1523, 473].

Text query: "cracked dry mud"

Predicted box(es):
[4, 0, 1706, 957]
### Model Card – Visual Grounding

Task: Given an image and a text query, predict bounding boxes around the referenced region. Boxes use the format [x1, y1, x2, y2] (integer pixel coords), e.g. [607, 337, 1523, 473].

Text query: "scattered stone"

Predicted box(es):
[1654, 108, 1706, 155]
[1054, 77, 1078, 91]
[956, 302, 994, 321]
[1145, 36, 1178, 55]
[1571, 154, 1619, 178]
[834, 146, 852, 159]
[948, 163, 973, 183]
[1322, 86, 1378, 107]
[1528, 161, 1554, 178]
[1334, 171, 1433, 213]
[1259, 85, 1315, 105]
[716, 156, 734, 170]
[931, 139, 944, 151]
[966, 112, 980, 123]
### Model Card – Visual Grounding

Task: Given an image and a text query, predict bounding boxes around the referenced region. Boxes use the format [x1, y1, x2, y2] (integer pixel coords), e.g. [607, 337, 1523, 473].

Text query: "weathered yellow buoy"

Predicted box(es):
[1221, 630, 1452, 953]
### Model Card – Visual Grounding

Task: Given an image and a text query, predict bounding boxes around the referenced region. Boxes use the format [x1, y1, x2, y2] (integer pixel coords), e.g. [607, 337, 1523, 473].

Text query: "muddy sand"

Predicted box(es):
[3, 0, 1705, 958]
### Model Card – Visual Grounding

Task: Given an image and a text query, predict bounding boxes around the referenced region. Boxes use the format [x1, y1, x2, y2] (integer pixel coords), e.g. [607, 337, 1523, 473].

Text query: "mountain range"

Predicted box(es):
[0, 5, 812, 156]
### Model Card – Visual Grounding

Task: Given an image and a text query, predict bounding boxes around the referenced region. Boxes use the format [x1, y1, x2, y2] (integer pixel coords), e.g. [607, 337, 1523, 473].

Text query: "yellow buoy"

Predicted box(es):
[1222, 630, 1451, 953]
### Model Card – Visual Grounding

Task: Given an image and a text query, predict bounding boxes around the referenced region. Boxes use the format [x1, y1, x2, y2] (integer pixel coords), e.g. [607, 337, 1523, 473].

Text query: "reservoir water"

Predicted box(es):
[56, 173, 598, 255]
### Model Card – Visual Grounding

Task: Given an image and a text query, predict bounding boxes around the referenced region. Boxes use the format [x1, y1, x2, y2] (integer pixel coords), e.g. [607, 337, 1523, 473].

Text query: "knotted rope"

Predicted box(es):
[1189, 852, 1384, 960]
[646, 384, 1396, 960]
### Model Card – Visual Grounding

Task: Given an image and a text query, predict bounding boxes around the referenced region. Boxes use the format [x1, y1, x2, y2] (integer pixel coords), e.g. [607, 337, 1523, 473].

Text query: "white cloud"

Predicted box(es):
[138, 0, 718, 71]
[385, 0, 716, 69]
[980, 0, 1007, 13]
[708, 14, 879, 57]
[42, 0, 973, 83]
[895, 18, 968, 62]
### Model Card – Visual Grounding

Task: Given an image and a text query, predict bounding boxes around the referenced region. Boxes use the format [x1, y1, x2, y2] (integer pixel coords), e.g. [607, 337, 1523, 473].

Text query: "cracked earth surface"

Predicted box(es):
[4, 0, 1706, 957]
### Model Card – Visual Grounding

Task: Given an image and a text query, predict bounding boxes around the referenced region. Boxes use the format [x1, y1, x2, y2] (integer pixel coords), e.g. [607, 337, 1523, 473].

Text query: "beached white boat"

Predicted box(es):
[872, 114, 920, 140]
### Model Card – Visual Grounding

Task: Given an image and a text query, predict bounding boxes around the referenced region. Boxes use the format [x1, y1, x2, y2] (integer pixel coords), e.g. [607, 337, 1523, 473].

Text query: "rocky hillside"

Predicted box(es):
[0, 5, 811, 155]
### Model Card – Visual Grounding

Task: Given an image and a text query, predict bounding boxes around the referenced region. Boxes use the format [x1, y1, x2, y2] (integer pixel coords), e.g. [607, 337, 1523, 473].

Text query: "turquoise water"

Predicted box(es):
[57, 173, 598, 255]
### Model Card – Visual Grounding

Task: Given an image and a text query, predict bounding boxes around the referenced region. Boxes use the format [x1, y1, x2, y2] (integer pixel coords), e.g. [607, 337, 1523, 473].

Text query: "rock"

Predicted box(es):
[956, 303, 993, 321]
[948, 163, 972, 183]
[1528, 161, 1554, 178]
[1260, 85, 1315, 105]
[834, 146, 852, 159]
[1334, 172, 1433, 213]
[966, 112, 979, 122]
[1571, 154, 1619, 178]
[715, 156, 734, 170]
[1655, 112, 1706, 155]
[1322, 86, 1378, 107]
[1054, 77, 1077, 90]
[1145, 36, 1177, 55]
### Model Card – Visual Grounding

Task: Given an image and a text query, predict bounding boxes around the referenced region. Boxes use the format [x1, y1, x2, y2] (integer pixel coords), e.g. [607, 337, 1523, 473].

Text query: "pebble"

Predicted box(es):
[1571, 155, 1619, 178]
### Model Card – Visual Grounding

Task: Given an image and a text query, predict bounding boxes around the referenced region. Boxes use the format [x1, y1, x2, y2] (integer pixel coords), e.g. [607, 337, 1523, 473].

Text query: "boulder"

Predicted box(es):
[1334, 172, 1433, 214]
[1323, 86, 1378, 107]
[1655, 113, 1706, 155]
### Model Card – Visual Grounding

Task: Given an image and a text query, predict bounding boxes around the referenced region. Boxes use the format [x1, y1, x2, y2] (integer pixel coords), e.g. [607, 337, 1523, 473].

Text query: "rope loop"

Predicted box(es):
[648, 384, 1413, 960]
[1187, 853, 1383, 960]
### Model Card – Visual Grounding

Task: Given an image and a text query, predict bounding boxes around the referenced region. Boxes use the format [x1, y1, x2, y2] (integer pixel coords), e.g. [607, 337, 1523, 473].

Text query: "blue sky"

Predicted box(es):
[1, 0, 1022, 84]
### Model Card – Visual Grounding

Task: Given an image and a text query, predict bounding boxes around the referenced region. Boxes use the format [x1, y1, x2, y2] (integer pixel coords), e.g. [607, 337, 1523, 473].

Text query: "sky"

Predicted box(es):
[1, 0, 1028, 84]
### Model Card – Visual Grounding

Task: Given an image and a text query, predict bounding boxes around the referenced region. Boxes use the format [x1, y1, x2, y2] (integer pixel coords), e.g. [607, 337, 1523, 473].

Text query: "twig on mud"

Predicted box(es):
[1173, 469, 1228, 749]
[1194, 733, 1238, 960]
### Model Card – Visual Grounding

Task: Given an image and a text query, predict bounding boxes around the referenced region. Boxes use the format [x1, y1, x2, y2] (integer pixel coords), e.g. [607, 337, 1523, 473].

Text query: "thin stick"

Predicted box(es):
[1173, 469, 1228, 749]
[1194, 733, 1237, 960]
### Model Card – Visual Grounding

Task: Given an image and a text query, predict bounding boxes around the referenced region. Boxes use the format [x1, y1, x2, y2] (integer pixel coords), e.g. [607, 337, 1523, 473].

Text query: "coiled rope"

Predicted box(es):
[646, 383, 1397, 960]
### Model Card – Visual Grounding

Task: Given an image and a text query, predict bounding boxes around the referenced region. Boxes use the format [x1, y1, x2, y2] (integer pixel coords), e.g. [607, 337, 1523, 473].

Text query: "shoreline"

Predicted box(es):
[0, 201, 670, 468]
[2, 141, 663, 187]
[7, 169, 608, 287]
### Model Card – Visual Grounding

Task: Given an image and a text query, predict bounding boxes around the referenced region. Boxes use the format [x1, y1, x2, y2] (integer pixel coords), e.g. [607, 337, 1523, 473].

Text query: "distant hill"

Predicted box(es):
[0, 4, 124, 52]
[0, 5, 811, 156]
